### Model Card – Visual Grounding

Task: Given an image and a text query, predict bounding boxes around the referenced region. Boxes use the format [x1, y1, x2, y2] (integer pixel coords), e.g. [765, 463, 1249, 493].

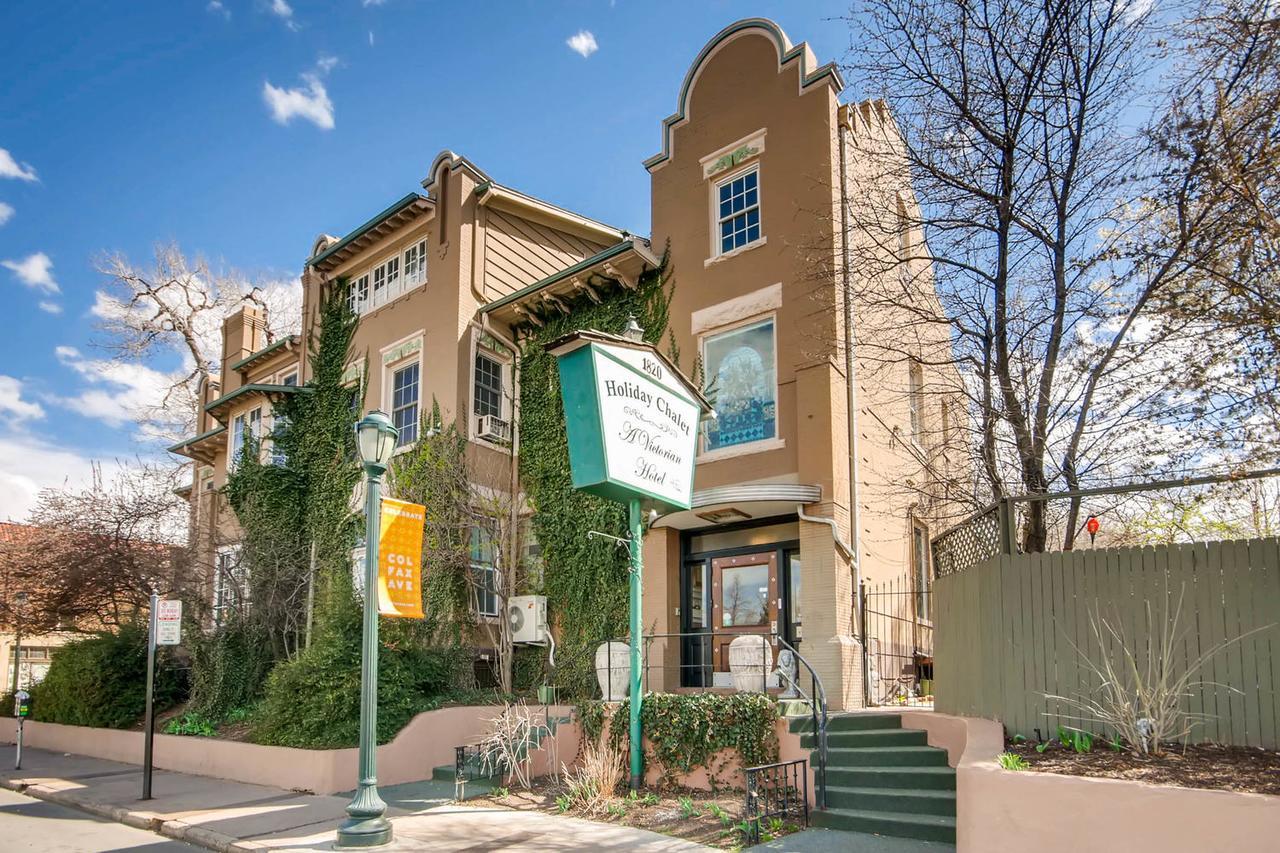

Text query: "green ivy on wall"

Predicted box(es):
[517, 249, 675, 698]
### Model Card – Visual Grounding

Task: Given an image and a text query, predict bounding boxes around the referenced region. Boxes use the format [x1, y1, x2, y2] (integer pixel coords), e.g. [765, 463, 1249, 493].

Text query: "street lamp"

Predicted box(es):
[337, 410, 398, 849]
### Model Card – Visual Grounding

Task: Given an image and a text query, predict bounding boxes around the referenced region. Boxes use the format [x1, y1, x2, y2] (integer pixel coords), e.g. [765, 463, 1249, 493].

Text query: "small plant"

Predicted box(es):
[493, 786, 510, 799]
[1108, 733, 1124, 752]
[641, 792, 659, 806]
[164, 711, 217, 737]
[1035, 741, 1050, 753]
[678, 795, 703, 819]
[559, 731, 625, 816]
[475, 701, 549, 790]
[709, 802, 732, 826]
[1057, 725, 1072, 748]
[1012, 733, 1026, 744]
[998, 752, 1029, 771]
[607, 801, 628, 817]
[555, 794, 572, 813]
[1071, 730, 1093, 754]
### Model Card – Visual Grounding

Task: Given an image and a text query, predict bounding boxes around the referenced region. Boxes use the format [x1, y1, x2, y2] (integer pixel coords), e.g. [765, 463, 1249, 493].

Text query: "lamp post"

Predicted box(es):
[10, 591, 27, 695]
[337, 410, 399, 849]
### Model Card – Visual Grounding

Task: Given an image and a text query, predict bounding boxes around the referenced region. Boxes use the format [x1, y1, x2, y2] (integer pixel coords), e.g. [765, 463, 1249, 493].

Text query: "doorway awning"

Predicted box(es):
[652, 483, 822, 530]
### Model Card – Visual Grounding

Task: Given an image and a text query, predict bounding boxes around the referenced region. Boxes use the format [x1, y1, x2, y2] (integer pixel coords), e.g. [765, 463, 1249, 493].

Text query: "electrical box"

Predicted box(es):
[508, 595, 549, 644]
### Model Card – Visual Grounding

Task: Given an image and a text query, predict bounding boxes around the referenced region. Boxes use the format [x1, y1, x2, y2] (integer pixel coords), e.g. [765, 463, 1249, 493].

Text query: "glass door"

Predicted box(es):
[710, 551, 779, 674]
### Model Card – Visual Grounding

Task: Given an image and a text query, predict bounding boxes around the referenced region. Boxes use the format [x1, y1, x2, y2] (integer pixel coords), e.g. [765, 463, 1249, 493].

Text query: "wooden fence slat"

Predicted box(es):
[1254, 538, 1280, 749]
[1228, 539, 1258, 747]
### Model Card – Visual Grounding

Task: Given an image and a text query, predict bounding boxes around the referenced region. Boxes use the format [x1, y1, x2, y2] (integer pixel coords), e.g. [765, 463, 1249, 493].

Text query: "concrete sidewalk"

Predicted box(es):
[0, 746, 707, 851]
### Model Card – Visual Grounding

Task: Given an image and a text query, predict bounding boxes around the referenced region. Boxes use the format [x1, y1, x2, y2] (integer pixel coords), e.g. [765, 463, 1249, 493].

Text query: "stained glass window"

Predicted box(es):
[703, 318, 776, 451]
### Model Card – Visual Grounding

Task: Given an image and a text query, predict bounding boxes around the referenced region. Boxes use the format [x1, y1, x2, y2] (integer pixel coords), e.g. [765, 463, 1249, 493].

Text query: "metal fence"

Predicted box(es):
[933, 537, 1280, 748]
[860, 579, 934, 707]
[743, 758, 810, 845]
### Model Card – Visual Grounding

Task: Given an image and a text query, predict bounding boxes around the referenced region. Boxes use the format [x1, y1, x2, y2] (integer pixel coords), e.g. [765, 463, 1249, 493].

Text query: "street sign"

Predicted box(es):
[156, 600, 182, 646]
[377, 497, 426, 619]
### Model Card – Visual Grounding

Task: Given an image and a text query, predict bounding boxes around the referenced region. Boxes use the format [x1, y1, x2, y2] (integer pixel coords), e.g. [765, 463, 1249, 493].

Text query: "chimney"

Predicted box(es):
[220, 304, 268, 393]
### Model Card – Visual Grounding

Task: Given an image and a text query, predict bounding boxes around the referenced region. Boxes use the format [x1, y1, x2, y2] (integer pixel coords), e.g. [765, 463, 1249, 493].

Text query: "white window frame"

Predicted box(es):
[697, 314, 782, 461]
[912, 520, 932, 623]
[382, 335, 423, 450]
[470, 525, 500, 619]
[470, 331, 513, 446]
[213, 545, 246, 626]
[710, 163, 763, 260]
[402, 238, 428, 289]
[228, 406, 262, 470]
[908, 360, 925, 447]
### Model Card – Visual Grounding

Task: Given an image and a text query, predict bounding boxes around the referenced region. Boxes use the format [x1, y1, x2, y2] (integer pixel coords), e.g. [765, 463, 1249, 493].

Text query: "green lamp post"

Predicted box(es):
[337, 410, 399, 848]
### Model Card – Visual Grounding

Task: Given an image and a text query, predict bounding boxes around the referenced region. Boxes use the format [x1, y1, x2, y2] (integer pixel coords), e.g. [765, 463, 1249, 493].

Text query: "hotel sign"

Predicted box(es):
[550, 331, 708, 511]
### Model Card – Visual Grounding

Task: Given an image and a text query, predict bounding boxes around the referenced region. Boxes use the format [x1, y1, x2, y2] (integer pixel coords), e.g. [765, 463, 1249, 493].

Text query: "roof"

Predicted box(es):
[0, 522, 38, 544]
[308, 193, 434, 271]
[203, 384, 302, 423]
[481, 238, 660, 328]
[167, 425, 229, 463]
[474, 181, 624, 245]
[167, 425, 227, 455]
[229, 335, 300, 373]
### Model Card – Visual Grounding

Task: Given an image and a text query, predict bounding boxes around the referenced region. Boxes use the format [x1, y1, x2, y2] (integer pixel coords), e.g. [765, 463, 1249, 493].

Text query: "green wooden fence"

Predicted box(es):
[934, 537, 1280, 748]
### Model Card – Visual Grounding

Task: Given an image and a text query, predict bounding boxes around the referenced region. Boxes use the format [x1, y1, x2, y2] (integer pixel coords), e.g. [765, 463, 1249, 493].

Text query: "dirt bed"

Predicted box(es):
[1004, 739, 1280, 795]
[469, 783, 803, 849]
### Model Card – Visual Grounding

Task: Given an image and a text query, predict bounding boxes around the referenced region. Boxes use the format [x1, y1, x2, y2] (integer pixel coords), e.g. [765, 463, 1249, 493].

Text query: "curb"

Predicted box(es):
[1, 777, 242, 852]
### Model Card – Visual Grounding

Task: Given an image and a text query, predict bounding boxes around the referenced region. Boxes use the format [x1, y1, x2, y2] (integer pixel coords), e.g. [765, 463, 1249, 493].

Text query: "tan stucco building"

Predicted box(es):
[172, 18, 966, 710]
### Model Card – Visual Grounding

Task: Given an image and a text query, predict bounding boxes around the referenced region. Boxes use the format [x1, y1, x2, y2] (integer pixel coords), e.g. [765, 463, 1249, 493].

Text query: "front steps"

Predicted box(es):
[794, 713, 956, 844]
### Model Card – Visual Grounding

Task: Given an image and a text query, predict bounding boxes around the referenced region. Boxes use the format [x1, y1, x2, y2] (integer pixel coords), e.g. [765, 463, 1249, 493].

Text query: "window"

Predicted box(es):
[403, 239, 428, 287]
[786, 550, 802, 630]
[702, 318, 777, 452]
[280, 370, 298, 387]
[228, 407, 261, 469]
[908, 360, 924, 445]
[213, 546, 246, 626]
[470, 526, 499, 618]
[912, 521, 932, 621]
[474, 351, 504, 419]
[720, 562, 769, 627]
[716, 167, 761, 255]
[348, 274, 370, 315]
[391, 362, 419, 446]
[269, 414, 289, 466]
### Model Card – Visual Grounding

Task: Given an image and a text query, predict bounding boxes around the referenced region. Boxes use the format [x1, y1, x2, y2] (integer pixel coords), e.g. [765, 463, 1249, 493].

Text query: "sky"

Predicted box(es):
[0, 1, 857, 521]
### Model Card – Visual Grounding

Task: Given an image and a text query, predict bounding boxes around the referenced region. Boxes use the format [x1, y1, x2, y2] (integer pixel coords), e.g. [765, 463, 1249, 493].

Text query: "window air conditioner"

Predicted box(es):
[477, 414, 511, 443]
[508, 595, 548, 645]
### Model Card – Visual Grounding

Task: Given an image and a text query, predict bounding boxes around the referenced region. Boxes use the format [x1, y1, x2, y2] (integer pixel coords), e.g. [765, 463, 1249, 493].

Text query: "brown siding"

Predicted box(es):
[481, 208, 607, 299]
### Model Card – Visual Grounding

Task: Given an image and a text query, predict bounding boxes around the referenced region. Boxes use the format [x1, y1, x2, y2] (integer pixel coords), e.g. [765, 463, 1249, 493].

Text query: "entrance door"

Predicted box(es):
[710, 551, 778, 676]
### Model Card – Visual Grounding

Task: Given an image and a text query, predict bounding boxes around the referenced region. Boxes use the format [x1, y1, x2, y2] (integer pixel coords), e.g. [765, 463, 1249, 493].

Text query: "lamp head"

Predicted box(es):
[355, 410, 399, 470]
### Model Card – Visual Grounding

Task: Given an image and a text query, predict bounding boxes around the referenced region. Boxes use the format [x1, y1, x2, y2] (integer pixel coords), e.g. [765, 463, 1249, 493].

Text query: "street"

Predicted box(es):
[0, 787, 200, 852]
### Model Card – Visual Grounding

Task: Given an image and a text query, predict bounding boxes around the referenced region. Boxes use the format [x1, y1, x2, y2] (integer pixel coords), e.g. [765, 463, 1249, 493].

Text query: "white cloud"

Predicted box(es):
[38, 301, 62, 315]
[2, 252, 60, 295]
[54, 346, 80, 360]
[0, 202, 12, 225]
[269, 0, 299, 30]
[0, 149, 37, 182]
[368, 30, 375, 46]
[207, 1, 230, 18]
[363, 0, 388, 6]
[51, 347, 177, 429]
[316, 54, 340, 74]
[0, 376, 44, 422]
[263, 74, 335, 129]
[567, 30, 598, 58]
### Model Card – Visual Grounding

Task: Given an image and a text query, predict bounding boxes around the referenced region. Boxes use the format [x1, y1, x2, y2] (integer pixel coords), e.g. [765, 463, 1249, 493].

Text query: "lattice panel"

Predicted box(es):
[931, 507, 1001, 577]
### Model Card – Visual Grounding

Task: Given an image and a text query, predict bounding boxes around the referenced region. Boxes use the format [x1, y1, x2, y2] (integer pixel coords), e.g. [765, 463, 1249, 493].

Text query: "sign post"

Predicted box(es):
[143, 597, 181, 800]
[548, 322, 710, 791]
[13, 689, 29, 770]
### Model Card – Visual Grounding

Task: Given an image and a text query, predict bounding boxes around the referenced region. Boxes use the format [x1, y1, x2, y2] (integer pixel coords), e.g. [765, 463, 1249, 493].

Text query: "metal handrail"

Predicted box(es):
[775, 635, 829, 810]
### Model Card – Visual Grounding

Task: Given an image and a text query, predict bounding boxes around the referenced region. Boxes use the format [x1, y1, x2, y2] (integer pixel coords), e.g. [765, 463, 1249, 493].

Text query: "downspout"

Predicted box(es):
[838, 110, 870, 706]
[796, 505, 853, 561]
[482, 313, 523, 656]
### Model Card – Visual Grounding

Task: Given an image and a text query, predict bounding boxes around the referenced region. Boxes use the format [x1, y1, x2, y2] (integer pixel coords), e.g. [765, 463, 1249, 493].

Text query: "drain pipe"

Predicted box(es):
[838, 109, 870, 706]
[796, 505, 854, 561]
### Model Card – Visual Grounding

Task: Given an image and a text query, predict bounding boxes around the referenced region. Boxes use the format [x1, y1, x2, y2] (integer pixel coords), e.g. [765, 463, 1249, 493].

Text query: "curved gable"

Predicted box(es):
[644, 17, 843, 172]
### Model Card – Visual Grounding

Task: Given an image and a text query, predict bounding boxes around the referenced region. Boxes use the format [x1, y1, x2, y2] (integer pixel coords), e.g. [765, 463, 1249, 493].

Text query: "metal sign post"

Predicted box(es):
[13, 689, 29, 770]
[547, 323, 710, 793]
[141, 597, 179, 800]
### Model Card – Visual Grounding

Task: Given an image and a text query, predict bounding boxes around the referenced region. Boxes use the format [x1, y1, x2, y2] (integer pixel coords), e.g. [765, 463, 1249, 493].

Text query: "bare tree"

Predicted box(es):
[0, 461, 191, 634]
[93, 243, 301, 441]
[841, 0, 1235, 550]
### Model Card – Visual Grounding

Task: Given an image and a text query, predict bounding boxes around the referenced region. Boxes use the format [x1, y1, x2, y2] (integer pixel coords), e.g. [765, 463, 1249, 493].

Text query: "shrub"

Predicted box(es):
[188, 618, 274, 719]
[998, 752, 1028, 771]
[29, 625, 185, 729]
[251, 610, 466, 748]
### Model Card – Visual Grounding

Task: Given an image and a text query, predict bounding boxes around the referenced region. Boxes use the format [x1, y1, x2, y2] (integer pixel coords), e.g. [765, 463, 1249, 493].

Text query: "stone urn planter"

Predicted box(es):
[728, 634, 771, 693]
[595, 641, 631, 701]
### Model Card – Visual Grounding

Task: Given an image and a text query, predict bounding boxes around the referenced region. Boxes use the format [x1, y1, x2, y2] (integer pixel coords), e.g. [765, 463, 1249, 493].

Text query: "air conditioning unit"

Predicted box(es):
[508, 594, 549, 644]
[477, 414, 511, 443]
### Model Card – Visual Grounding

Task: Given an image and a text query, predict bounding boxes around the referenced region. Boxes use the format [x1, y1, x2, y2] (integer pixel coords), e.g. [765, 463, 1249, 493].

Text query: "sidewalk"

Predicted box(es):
[0, 746, 707, 851]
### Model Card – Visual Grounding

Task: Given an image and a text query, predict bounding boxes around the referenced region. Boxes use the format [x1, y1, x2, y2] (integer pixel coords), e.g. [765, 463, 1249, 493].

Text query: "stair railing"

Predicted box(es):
[776, 635, 829, 810]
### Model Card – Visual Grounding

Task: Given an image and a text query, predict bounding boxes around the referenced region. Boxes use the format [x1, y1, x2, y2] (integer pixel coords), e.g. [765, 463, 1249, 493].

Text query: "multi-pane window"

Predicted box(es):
[474, 352, 504, 419]
[716, 168, 761, 255]
[348, 274, 370, 315]
[912, 522, 932, 621]
[372, 256, 400, 307]
[702, 318, 777, 451]
[229, 408, 261, 469]
[470, 526, 499, 617]
[908, 360, 924, 444]
[391, 362, 419, 446]
[403, 239, 428, 286]
[269, 415, 289, 466]
[213, 547, 247, 626]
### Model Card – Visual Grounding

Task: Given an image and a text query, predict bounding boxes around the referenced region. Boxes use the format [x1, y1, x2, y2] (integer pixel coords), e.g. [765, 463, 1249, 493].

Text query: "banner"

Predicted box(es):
[377, 497, 425, 619]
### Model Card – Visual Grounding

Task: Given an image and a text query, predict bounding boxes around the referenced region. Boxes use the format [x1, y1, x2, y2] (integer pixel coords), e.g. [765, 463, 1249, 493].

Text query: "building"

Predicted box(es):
[171, 18, 967, 710]
[0, 523, 89, 691]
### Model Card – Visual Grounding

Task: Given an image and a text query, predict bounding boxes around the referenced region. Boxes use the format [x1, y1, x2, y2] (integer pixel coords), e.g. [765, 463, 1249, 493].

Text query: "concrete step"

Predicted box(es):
[825, 785, 956, 816]
[824, 746, 949, 767]
[803, 728, 928, 749]
[813, 807, 957, 844]
[430, 764, 497, 800]
[825, 765, 957, 790]
[790, 713, 903, 735]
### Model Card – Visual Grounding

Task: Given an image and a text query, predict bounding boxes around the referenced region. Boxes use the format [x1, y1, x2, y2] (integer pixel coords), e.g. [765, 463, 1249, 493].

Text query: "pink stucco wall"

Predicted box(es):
[0, 705, 576, 795]
[925, 711, 1280, 853]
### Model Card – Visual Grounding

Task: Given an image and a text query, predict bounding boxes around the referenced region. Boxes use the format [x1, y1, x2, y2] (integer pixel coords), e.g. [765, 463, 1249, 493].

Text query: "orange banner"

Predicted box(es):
[377, 497, 425, 619]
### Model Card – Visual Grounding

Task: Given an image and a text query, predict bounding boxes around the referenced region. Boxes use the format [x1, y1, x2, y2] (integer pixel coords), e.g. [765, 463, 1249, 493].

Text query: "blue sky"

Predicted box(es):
[0, 1, 855, 519]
